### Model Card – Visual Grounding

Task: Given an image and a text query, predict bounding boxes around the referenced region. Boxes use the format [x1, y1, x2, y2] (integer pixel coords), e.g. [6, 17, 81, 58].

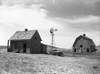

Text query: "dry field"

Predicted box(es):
[0, 50, 100, 74]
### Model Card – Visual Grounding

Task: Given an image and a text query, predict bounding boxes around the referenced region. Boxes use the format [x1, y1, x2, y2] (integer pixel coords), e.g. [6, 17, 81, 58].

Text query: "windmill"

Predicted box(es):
[50, 27, 57, 51]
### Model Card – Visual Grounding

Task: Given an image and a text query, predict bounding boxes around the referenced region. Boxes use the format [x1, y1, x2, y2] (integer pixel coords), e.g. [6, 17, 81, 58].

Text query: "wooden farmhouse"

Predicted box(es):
[7, 29, 43, 54]
[73, 34, 97, 53]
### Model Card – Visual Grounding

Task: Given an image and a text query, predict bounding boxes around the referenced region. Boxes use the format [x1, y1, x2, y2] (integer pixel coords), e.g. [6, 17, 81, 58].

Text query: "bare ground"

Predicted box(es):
[0, 51, 100, 74]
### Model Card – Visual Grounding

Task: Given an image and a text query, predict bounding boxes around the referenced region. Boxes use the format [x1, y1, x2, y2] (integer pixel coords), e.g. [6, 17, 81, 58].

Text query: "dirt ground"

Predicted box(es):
[0, 52, 100, 74]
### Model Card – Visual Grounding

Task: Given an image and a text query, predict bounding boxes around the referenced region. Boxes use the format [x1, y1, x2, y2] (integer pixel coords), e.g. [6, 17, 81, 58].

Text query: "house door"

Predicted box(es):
[23, 44, 27, 53]
[41, 44, 43, 53]
[74, 48, 76, 52]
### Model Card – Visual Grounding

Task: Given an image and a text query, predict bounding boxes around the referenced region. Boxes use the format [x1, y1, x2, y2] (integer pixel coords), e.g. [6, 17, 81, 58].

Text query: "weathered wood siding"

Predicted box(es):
[74, 38, 90, 53]
[41, 44, 47, 54]
[30, 31, 41, 53]
[10, 40, 30, 53]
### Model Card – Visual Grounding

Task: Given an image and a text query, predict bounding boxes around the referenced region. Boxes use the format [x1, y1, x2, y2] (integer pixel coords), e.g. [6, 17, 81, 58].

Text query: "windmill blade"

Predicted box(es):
[50, 28, 54, 34]
[55, 29, 57, 31]
[50, 29, 53, 34]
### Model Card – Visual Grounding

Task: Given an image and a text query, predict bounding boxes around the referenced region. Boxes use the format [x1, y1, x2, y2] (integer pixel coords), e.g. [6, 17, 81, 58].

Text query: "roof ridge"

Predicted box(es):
[9, 29, 37, 40]
[16, 29, 37, 32]
[82, 35, 92, 40]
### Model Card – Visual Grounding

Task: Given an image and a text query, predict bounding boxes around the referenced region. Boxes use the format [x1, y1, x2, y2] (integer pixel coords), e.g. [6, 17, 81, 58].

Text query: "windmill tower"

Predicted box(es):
[50, 27, 57, 51]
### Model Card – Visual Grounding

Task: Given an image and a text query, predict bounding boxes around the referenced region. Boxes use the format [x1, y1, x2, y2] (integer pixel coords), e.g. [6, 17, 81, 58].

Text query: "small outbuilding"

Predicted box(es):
[7, 29, 42, 54]
[73, 34, 96, 53]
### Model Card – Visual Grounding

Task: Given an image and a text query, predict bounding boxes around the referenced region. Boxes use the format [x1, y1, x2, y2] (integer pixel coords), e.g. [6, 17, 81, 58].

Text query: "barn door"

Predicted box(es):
[80, 45, 83, 53]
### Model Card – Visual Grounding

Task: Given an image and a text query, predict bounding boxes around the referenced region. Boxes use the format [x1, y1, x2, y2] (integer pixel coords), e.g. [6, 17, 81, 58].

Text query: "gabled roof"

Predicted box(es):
[10, 30, 37, 40]
[73, 35, 95, 47]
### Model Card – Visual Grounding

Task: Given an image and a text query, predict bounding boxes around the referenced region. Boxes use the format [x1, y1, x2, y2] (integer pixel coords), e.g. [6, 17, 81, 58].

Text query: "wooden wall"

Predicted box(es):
[10, 40, 30, 53]
[73, 38, 91, 53]
[30, 31, 41, 53]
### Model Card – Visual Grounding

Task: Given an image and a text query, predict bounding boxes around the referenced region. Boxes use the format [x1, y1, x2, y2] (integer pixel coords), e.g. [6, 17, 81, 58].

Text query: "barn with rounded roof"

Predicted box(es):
[73, 34, 97, 53]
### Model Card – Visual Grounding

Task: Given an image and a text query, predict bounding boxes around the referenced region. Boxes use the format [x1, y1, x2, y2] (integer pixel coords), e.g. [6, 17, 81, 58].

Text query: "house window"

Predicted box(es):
[35, 37, 37, 40]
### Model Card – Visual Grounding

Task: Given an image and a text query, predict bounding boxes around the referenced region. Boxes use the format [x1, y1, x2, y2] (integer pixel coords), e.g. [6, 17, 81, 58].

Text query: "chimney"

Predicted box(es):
[83, 34, 86, 37]
[25, 29, 28, 31]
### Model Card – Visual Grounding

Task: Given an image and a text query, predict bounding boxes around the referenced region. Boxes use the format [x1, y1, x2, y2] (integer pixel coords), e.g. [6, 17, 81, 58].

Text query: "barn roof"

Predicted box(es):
[73, 34, 95, 47]
[10, 30, 38, 40]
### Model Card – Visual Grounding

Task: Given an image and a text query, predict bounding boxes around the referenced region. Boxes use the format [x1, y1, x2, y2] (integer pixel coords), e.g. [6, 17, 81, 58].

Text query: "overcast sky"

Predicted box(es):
[0, 0, 100, 48]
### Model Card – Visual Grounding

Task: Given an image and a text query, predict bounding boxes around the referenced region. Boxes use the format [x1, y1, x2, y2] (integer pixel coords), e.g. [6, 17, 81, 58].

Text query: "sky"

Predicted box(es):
[0, 0, 100, 48]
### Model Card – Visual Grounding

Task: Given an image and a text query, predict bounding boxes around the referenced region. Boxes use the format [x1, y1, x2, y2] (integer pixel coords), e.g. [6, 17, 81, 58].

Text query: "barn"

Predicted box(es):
[73, 34, 97, 53]
[7, 29, 43, 54]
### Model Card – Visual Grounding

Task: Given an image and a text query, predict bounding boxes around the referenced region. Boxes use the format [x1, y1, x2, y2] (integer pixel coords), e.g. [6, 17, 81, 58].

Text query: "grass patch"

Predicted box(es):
[0, 52, 100, 74]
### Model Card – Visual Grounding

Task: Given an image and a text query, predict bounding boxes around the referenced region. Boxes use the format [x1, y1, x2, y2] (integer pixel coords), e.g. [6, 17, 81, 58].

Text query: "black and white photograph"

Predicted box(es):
[0, 0, 100, 74]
